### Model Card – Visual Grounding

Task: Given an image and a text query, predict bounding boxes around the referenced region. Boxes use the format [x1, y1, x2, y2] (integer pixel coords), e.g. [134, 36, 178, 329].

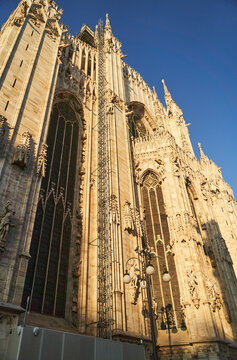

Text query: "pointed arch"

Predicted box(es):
[87, 52, 92, 76]
[81, 49, 86, 72]
[22, 93, 83, 317]
[127, 101, 157, 138]
[93, 55, 96, 81]
[141, 170, 183, 329]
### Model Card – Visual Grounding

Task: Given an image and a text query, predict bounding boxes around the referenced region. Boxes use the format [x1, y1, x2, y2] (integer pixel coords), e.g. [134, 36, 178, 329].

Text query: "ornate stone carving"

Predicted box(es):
[162, 79, 183, 122]
[155, 159, 165, 181]
[134, 208, 143, 238]
[28, 3, 46, 27]
[0, 202, 15, 254]
[123, 201, 134, 232]
[12, 1, 28, 27]
[201, 181, 208, 201]
[205, 277, 222, 312]
[187, 270, 200, 309]
[181, 134, 191, 154]
[143, 171, 159, 188]
[106, 89, 123, 114]
[12, 131, 32, 169]
[171, 155, 180, 177]
[37, 143, 48, 177]
[127, 261, 140, 305]
[109, 194, 120, 225]
[166, 244, 174, 256]
[0, 115, 7, 137]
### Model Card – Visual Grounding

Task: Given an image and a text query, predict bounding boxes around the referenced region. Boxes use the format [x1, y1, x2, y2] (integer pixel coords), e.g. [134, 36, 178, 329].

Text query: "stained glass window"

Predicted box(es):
[22, 97, 80, 317]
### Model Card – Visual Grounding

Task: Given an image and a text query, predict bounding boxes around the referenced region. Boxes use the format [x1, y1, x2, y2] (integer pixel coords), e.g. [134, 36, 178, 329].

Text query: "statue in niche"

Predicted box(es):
[128, 261, 140, 305]
[187, 269, 200, 309]
[37, 143, 48, 177]
[205, 277, 222, 312]
[12, 131, 32, 169]
[123, 201, 134, 232]
[109, 194, 120, 225]
[0, 202, 15, 254]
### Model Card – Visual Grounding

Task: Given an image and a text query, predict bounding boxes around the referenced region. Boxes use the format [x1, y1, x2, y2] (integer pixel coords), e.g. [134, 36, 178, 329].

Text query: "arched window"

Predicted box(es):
[22, 95, 81, 317]
[81, 49, 86, 72]
[142, 171, 183, 329]
[126, 102, 154, 139]
[87, 53, 91, 76]
[93, 56, 96, 81]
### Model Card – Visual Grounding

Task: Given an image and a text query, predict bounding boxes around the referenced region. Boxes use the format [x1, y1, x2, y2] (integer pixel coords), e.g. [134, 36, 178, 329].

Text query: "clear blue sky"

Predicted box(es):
[1, 0, 237, 196]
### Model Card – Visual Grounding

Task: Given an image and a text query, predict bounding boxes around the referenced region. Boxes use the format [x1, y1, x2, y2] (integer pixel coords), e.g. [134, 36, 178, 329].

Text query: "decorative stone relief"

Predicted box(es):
[106, 89, 123, 114]
[155, 159, 165, 181]
[181, 134, 191, 155]
[37, 143, 48, 177]
[187, 270, 200, 309]
[201, 181, 208, 201]
[12, 1, 28, 27]
[171, 155, 180, 177]
[134, 208, 143, 238]
[205, 278, 222, 312]
[166, 244, 174, 256]
[109, 194, 120, 225]
[0, 201, 15, 255]
[12, 131, 32, 169]
[0, 115, 7, 137]
[152, 298, 159, 319]
[28, 3, 46, 27]
[127, 261, 141, 305]
[123, 201, 134, 232]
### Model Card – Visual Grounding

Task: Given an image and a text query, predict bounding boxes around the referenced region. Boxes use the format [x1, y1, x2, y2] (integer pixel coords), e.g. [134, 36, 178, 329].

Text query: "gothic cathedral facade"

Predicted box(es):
[0, 1, 237, 359]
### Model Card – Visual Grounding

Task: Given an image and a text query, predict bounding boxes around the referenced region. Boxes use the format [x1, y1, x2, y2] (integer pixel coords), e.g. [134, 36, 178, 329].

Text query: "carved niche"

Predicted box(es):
[109, 194, 120, 225]
[0, 115, 7, 137]
[123, 201, 134, 232]
[106, 89, 123, 114]
[37, 143, 48, 177]
[187, 269, 200, 309]
[12, 131, 32, 169]
[0, 201, 15, 255]
[205, 277, 222, 312]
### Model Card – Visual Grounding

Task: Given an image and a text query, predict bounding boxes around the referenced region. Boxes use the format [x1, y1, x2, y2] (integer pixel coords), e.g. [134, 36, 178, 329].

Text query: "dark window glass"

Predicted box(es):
[22, 99, 80, 317]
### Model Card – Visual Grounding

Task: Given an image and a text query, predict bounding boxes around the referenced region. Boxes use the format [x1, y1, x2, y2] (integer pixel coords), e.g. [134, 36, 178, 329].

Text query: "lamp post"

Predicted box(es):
[161, 304, 174, 360]
[123, 246, 171, 360]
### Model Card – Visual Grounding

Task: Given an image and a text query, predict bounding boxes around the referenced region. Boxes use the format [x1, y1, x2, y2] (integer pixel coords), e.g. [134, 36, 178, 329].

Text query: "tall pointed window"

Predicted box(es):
[81, 49, 86, 72]
[142, 171, 183, 328]
[22, 95, 81, 317]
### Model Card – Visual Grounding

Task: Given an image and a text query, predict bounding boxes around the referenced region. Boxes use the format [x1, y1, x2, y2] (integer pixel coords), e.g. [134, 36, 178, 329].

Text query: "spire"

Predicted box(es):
[94, 25, 99, 45]
[105, 13, 112, 31]
[162, 79, 173, 107]
[161, 79, 183, 118]
[198, 143, 209, 165]
[153, 86, 163, 111]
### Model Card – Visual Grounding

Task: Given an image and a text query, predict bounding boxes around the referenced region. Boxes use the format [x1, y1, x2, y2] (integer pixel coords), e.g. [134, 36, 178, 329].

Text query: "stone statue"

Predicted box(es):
[187, 269, 200, 309]
[0, 202, 15, 254]
[124, 201, 134, 232]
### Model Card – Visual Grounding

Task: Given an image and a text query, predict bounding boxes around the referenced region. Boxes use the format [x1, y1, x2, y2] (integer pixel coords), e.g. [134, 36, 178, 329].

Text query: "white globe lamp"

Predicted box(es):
[140, 279, 147, 289]
[162, 271, 171, 282]
[123, 271, 131, 284]
[146, 264, 155, 275]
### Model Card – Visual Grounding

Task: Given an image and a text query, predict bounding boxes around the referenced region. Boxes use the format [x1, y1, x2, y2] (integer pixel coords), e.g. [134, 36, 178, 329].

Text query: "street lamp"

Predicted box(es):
[123, 247, 171, 360]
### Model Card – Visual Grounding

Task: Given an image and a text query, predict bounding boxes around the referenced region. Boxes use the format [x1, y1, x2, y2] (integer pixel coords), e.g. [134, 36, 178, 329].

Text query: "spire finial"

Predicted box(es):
[162, 79, 171, 98]
[105, 13, 111, 31]
[198, 143, 209, 164]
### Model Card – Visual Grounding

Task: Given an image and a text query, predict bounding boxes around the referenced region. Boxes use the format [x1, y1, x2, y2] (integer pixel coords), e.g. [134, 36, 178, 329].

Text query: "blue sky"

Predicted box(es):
[1, 0, 237, 195]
